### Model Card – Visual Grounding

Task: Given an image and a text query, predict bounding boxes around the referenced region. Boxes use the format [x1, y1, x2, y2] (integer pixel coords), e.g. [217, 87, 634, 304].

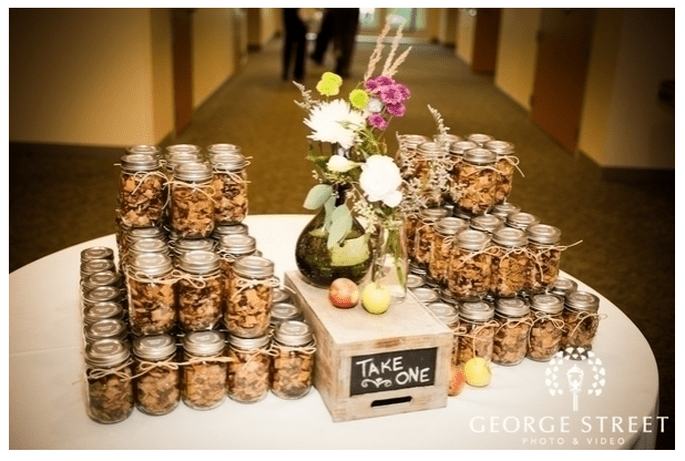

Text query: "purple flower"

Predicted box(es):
[365, 79, 381, 92]
[394, 83, 411, 101]
[368, 113, 388, 130]
[365, 75, 396, 93]
[386, 103, 406, 117]
[379, 85, 403, 105]
[374, 76, 395, 87]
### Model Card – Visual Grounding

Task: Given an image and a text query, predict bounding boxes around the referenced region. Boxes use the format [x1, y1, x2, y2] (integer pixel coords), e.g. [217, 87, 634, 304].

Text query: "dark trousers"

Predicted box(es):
[282, 9, 307, 81]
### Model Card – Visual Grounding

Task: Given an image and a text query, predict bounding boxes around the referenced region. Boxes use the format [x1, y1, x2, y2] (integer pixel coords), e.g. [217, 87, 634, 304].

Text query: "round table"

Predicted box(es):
[9, 214, 660, 449]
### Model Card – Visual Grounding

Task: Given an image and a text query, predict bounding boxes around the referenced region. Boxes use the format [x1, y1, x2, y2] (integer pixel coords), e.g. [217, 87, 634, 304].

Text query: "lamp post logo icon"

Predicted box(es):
[545, 347, 606, 412]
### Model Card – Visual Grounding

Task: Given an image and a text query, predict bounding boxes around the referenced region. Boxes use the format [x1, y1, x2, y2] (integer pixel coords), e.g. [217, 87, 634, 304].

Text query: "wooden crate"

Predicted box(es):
[284, 271, 453, 422]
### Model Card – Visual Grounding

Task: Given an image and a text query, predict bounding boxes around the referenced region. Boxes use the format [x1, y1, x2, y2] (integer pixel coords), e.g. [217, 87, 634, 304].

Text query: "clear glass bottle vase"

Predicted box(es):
[371, 222, 409, 301]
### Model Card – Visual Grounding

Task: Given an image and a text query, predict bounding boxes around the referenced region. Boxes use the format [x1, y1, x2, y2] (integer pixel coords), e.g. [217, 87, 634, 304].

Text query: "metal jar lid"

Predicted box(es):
[229, 333, 271, 350]
[128, 253, 174, 277]
[274, 320, 313, 347]
[463, 147, 497, 165]
[470, 214, 503, 234]
[81, 246, 114, 264]
[213, 223, 249, 239]
[495, 297, 530, 318]
[178, 250, 220, 274]
[456, 229, 491, 251]
[83, 301, 125, 324]
[174, 237, 215, 255]
[436, 216, 468, 235]
[272, 287, 294, 304]
[83, 270, 122, 291]
[449, 140, 478, 155]
[270, 302, 303, 326]
[120, 153, 159, 172]
[166, 152, 201, 172]
[565, 291, 600, 312]
[434, 133, 462, 146]
[80, 259, 116, 278]
[530, 294, 564, 315]
[459, 300, 495, 322]
[210, 152, 247, 171]
[125, 226, 166, 243]
[183, 330, 225, 356]
[419, 207, 450, 222]
[217, 234, 257, 254]
[466, 133, 494, 146]
[398, 134, 430, 149]
[85, 338, 131, 368]
[207, 143, 242, 156]
[484, 140, 515, 155]
[85, 319, 128, 343]
[417, 141, 446, 159]
[233, 255, 274, 279]
[527, 224, 562, 245]
[506, 212, 540, 230]
[491, 202, 521, 219]
[427, 302, 459, 327]
[126, 144, 162, 158]
[83, 286, 123, 305]
[492, 226, 528, 247]
[166, 144, 201, 155]
[412, 287, 440, 304]
[130, 237, 169, 256]
[551, 277, 578, 297]
[174, 161, 213, 183]
[406, 273, 425, 290]
[133, 334, 177, 361]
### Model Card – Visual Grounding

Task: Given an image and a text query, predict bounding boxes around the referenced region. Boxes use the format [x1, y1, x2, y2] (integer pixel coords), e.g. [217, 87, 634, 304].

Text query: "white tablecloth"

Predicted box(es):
[9, 214, 660, 449]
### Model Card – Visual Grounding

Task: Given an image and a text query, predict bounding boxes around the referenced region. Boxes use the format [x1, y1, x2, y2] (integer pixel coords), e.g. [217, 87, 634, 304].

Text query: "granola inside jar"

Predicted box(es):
[126, 253, 177, 336]
[227, 334, 271, 403]
[85, 339, 134, 424]
[170, 162, 215, 238]
[447, 140, 478, 203]
[177, 250, 223, 332]
[429, 217, 468, 285]
[414, 141, 451, 207]
[271, 320, 316, 400]
[210, 151, 249, 225]
[217, 234, 258, 311]
[181, 330, 227, 410]
[132, 334, 180, 416]
[492, 297, 532, 366]
[455, 148, 499, 215]
[427, 303, 462, 395]
[484, 140, 517, 205]
[526, 224, 563, 293]
[456, 300, 496, 365]
[413, 207, 450, 269]
[490, 227, 530, 298]
[447, 229, 492, 300]
[527, 294, 565, 362]
[225, 255, 276, 338]
[118, 151, 166, 228]
[561, 291, 601, 351]
[396, 134, 430, 180]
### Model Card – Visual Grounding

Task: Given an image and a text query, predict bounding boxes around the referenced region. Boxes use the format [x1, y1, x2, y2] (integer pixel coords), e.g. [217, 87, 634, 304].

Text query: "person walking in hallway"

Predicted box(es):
[282, 8, 308, 82]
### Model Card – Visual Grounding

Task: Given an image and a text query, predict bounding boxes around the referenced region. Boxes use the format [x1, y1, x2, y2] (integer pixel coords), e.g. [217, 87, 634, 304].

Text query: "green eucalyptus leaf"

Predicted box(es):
[327, 205, 352, 249]
[303, 184, 333, 210]
[323, 194, 336, 231]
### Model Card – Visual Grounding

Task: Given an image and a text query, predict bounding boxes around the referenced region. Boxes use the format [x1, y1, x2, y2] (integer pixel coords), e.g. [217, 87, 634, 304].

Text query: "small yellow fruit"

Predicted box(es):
[464, 357, 492, 388]
[361, 282, 392, 315]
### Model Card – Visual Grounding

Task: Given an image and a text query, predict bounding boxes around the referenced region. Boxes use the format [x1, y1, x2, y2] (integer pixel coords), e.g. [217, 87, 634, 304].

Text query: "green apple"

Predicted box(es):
[361, 282, 392, 315]
[464, 357, 492, 387]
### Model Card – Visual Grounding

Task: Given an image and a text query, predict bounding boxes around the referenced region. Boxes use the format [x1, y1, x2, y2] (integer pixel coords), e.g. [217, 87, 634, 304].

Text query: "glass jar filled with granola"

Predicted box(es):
[181, 330, 227, 410]
[177, 250, 223, 332]
[429, 217, 468, 285]
[493, 297, 532, 366]
[415, 141, 450, 206]
[484, 140, 517, 205]
[455, 148, 499, 215]
[447, 140, 478, 203]
[526, 224, 563, 293]
[457, 300, 496, 365]
[132, 334, 180, 416]
[414, 207, 450, 270]
[527, 294, 565, 362]
[490, 227, 530, 298]
[271, 320, 316, 400]
[126, 253, 177, 336]
[210, 151, 249, 225]
[227, 333, 271, 403]
[225, 255, 276, 338]
[217, 234, 258, 309]
[447, 229, 492, 300]
[84, 338, 134, 424]
[118, 151, 166, 228]
[561, 291, 601, 350]
[396, 134, 430, 180]
[170, 162, 215, 238]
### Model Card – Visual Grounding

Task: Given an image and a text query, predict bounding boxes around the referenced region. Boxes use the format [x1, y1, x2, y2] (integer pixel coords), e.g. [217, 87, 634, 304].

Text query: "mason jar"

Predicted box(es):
[181, 330, 227, 410]
[415, 141, 449, 207]
[426, 302, 462, 395]
[177, 250, 223, 332]
[126, 253, 177, 336]
[120, 226, 166, 268]
[171, 237, 215, 265]
[396, 134, 430, 179]
[127, 238, 170, 267]
[527, 294, 565, 362]
[470, 214, 504, 235]
[270, 302, 304, 332]
[118, 152, 165, 228]
[492, 297, 532, 366]
[484, 140, 517, 204]
[206, 143, 242, 161]
[561, 291, 601, 351]
[227, 334, 271, 404]
[413, 207, 450, 269]
[456, 148, 498, 215]
[225, 255, 275, 338]
[447, 140, 478, 203]
[490, 227, 530, 298]
[165, 143, 201, 163]
[411, 287, 440, 305]
[84, 318, 128, 345]
[216, 234, 258, 309]
[506, 212, 540, 232]
[447, 229, 492, 300]
[429, 217, 468, 285]
[212, 223, 249, 242]
[457, 300, 496, 365]
[84, 338, 134, 424]
[550, 277, 578, 298]
[271, 320, 316, 400]
[132, 334, 181, 416]
[170, 162, 215, 238]
[165, 150, 202, 181]
[527, 224, 563, 293]
[210, 151, 249, 225]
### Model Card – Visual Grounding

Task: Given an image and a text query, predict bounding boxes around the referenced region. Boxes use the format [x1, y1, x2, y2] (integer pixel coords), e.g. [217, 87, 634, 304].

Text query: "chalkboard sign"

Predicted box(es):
[349, 347, 437, 396]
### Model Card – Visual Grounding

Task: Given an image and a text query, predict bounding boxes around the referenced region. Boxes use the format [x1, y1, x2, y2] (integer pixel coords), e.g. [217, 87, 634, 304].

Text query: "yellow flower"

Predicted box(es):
[316, 78, 340, 96]
[321, 72, 343, 86]
[349, 89, 369, 109]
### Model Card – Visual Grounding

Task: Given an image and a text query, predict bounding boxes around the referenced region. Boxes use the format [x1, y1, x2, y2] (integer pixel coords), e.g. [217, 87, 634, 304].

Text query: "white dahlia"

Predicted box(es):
[304, 99, 366, 150]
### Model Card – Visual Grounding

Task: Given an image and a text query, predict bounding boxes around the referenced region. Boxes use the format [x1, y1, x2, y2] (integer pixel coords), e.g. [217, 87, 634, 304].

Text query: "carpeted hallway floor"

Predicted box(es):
[9, 36, 675, 449]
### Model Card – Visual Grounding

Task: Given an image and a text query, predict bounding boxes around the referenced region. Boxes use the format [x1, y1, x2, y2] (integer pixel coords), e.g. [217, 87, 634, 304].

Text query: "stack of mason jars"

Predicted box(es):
[81, 143, 316, 424]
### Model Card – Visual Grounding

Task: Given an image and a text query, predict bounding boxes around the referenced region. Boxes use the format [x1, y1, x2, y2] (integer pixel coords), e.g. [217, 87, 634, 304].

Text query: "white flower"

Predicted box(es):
[359, 155, 403, 207]
[367, 98, 384, 114]
[327, 155, 358, 173]
[304, 99, 366, 150]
